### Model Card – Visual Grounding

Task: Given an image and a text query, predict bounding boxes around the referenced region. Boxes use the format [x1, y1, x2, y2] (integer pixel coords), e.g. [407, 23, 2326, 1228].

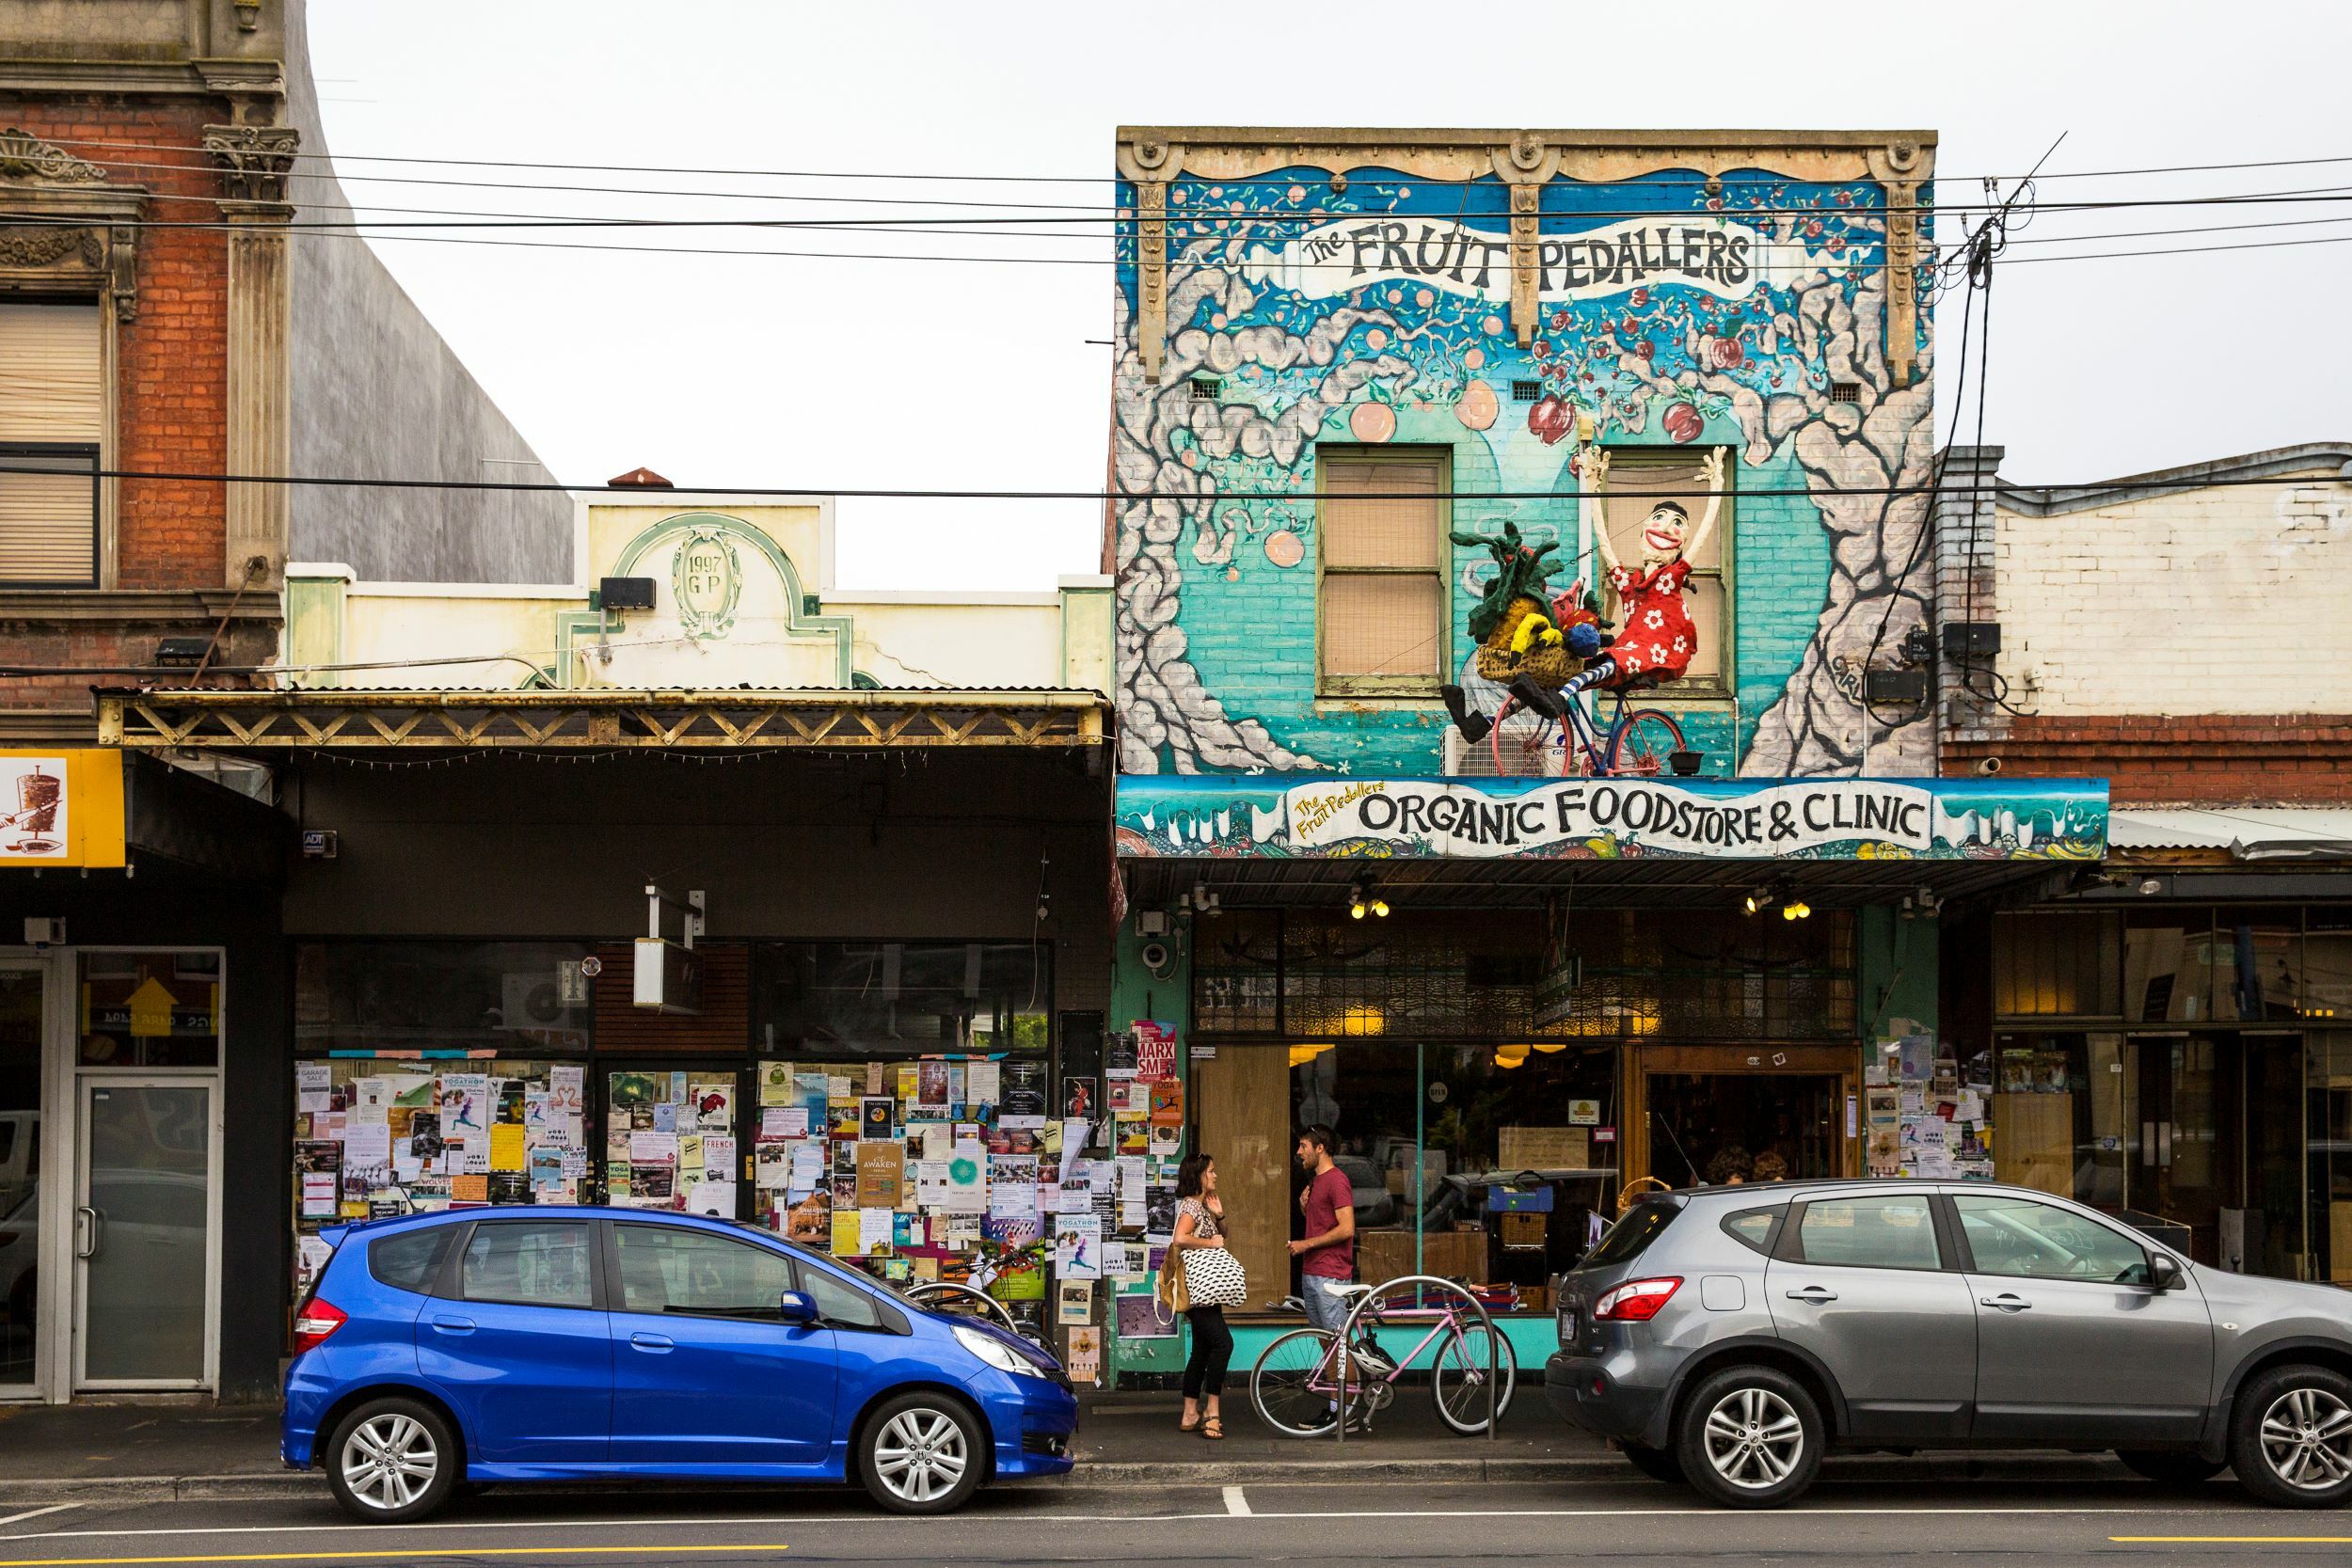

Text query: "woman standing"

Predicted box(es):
[1172, 1152, 1232, 1439]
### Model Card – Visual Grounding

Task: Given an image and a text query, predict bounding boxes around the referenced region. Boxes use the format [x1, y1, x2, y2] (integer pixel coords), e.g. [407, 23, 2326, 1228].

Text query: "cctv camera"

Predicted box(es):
[1138, 940, 1173, 975]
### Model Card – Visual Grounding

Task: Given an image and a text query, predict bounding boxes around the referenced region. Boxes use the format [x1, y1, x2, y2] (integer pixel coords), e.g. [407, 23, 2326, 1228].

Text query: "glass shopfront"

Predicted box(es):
[1989, 905, 2352, 1279]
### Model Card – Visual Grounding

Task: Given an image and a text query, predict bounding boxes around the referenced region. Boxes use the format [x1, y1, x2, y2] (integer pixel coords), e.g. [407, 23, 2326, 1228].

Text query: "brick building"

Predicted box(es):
[0, 0, 563, 1402]
[1935, 441, 2352, 1282]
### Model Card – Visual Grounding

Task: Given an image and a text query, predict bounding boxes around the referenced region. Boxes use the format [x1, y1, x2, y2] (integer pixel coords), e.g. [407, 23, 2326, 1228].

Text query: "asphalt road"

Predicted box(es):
[0, 1476, 2346, 1566]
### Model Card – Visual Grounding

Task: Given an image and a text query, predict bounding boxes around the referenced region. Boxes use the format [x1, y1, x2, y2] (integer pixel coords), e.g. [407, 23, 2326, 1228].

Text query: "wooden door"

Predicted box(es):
[1192, 1047, 1290, 1310]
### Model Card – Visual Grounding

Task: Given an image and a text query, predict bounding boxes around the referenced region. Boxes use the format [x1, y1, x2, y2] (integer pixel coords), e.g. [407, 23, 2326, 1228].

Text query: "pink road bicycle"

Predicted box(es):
[1248, 1281, 1517, 1436]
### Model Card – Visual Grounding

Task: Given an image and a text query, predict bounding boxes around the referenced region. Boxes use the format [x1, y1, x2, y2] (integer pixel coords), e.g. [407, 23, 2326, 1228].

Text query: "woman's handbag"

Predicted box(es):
[1157, 1250, 1191, 1315]
[1179, 1243, 1248, 1309]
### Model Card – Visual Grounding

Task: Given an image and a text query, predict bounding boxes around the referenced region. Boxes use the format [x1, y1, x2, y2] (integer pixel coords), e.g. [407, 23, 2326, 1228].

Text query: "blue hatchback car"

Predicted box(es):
[282, 1207, 1076, 1520]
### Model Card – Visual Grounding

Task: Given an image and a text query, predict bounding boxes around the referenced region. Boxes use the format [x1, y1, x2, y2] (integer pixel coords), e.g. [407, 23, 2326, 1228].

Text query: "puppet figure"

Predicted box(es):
[1517, 444, 1725, 720]
[1438, 521, 1603, 743]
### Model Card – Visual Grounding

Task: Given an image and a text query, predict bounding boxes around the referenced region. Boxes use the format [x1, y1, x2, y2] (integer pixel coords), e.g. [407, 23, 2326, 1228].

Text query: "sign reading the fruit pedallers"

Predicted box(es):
[0, 750, 125, 867]
[1241, 214, 1768, 307]
[1116, 775, 2107, 863]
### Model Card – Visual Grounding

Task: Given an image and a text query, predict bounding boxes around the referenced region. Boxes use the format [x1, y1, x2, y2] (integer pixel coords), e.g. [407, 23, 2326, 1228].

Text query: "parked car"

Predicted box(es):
[1546, 1180, 2352, 1509]
[282, 1207, 1075, 1521]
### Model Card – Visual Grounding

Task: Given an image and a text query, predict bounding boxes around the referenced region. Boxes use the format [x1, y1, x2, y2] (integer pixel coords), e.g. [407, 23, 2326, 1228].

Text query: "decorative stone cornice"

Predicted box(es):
[0, 126, 107, 184]
[203, 123, 299, 203]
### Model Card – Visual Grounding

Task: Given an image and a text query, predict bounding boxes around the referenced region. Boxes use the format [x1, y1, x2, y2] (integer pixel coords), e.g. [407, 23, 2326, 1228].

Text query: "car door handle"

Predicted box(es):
[628, 1332, 675, 1353]
[1783, 1287, 1838, 1304]
[429, 1315, 477, 1335]
[1979, 1293, 2033, 1312]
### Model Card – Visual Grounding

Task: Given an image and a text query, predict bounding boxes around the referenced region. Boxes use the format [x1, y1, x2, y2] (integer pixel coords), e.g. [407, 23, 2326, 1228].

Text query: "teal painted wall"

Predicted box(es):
[1106, 919, 1189, 1382]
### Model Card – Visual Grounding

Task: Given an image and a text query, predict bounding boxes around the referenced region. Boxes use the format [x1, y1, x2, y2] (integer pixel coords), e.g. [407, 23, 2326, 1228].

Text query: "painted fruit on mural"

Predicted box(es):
[1455, 379, 1499, 431]
[1661, 403, 1705, 443]
[1263, 530, 1305, 568]
[1527, 395, 1575, 446]
[1349, 401, 1397, 443]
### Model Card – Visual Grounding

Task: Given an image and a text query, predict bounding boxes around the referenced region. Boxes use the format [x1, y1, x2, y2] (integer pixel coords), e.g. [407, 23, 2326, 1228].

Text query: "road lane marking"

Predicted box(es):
[0, 1502, 2260, 1544]
[1222, 1486, 1250, 1516]
[0, 1546, 790, 1568]
[0, 1518, 71, 1534]
[2111, 1538, 2352, 1544]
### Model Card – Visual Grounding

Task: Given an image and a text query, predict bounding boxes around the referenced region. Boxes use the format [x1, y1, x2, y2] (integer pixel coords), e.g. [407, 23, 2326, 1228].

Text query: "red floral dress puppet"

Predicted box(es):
[1538, 445, 1724, 705]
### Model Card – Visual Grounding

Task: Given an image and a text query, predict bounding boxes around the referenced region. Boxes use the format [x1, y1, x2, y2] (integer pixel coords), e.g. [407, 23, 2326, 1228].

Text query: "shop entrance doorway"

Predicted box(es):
[1622, 1045, 1860, 1192]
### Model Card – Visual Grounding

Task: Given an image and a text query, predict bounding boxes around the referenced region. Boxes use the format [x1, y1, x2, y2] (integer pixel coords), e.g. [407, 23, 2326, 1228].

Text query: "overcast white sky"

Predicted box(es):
[304, 0, 2349, 592]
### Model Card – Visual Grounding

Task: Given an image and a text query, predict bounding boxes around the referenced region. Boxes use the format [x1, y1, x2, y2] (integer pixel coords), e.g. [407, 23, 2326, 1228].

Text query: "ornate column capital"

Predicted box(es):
[203, 124, 299, 206]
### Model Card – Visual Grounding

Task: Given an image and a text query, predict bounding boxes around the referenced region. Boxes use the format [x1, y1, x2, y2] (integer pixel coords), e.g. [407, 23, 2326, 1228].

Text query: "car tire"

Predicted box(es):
[325, 1396, 461, 1524]
[1674, 1365, 1823, 1510]
[2231, 1364, 2352, 1508]
[1622, 1442, 1686, 1484]
[859, 1391, 986, 1514]
[2116, 1449, 2226, 1487]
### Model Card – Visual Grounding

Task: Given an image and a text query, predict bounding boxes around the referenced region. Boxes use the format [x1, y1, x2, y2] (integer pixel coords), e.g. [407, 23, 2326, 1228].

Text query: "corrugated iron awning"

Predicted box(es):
[2108, 808, 2352, 862]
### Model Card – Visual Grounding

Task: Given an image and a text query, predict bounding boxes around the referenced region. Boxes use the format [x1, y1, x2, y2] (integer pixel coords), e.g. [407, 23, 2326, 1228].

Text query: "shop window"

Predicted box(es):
[77, 951, 220, 1068]
[612, 1222, 796, 1320]
[1596, 448, 1730, 693]
[457, 1220, 595, 1308]
[1316, 448, 1447, 697]
[1993, 911, 2121, 1018]
[2309, 1032, 2352, 1283]
[0, 300, 103, 587]
[295, 942, 594, 1053]
[2212, 908, 2302, 1023]
[1790, 1194, 1940, 1270]
[752, 942, 1048, 1058]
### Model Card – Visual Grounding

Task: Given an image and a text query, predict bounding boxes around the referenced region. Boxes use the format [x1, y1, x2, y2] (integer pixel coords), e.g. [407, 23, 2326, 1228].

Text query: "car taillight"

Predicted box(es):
[292, 1299, 346, 1354]
[1592, 1277, 1681, 1322]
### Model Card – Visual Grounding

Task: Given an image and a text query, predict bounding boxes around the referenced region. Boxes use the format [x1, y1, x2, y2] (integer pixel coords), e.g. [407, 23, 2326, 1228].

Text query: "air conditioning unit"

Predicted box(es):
[502, 973, 569, 1031]
[1442, 707, 1561, 777]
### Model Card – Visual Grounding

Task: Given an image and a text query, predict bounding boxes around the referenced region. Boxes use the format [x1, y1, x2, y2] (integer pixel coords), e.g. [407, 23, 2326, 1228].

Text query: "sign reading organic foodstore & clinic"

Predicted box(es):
[1116, 775, 2107, 863]
[0, 750, 124, 867]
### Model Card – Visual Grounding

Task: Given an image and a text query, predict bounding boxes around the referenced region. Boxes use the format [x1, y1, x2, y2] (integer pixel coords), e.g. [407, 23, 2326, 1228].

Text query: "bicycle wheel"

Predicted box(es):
[1485, 696, 1557, 779]
[1251, 1327, 1371, 1438]
[1606, 707, 1687, 778]
[1430, 1322, 1518, 1433]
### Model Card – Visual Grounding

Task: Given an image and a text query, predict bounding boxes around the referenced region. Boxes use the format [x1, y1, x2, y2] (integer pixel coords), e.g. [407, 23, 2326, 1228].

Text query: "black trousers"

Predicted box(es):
[1183, 1304, 1233, 1400]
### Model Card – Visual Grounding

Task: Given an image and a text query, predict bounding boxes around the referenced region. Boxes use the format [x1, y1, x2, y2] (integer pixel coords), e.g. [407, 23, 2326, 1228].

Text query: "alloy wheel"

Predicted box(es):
[339, 1413, 439, 1513]
[2259, 1386, 2352, 1491]
[872, 1407, 970, 1505]
[1702, 1386, 1804, 1490]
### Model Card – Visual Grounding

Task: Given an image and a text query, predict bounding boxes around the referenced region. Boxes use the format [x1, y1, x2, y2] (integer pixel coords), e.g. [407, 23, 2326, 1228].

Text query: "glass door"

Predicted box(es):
[2130, 1034, 2230, 1265]
[0, 963, 45, 1397]
[74, 1078, 215, 1389]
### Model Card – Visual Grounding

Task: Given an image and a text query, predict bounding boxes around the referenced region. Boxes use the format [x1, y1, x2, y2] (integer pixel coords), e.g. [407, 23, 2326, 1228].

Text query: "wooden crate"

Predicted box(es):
[1357, 1226, 1488, 1287]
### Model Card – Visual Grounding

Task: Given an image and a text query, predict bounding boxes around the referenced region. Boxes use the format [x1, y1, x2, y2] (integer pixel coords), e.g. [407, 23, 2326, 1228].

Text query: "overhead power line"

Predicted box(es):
[1, 459, 2339, 504]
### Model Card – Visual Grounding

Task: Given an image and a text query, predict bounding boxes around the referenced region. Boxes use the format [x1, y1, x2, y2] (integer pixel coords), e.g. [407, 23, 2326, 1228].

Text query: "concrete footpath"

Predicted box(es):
[0, 1394, 2131, 1504]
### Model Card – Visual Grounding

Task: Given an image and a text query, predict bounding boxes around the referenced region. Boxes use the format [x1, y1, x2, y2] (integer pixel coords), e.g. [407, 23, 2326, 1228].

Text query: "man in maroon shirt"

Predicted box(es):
[1292, 1125, 1356, 1336]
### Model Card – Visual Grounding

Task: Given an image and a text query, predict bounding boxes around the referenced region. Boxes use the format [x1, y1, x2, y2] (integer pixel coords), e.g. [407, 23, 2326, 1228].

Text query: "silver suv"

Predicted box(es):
[1545, 1180, 2352, 1509]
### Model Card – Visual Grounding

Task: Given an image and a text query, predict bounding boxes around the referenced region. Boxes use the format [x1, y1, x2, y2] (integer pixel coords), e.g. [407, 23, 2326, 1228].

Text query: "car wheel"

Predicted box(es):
[1622, 1442, 1686, 1484]
[1674, 1365, 1823, 1509]
[2231, 1365, 2352, 1508]
[2116, 1449, 2226, 1487]
[326, 1397, 459, 1524]
[860, 1391, 985, 1514]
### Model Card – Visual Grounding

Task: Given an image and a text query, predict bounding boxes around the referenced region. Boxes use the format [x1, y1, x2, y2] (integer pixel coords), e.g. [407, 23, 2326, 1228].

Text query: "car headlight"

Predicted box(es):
[954, 1323, 1041, 1375]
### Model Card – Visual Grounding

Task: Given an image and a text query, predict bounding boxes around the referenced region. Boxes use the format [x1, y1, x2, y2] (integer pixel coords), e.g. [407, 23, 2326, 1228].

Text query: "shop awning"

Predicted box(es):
[94, 687, 1110, 752]
[2108, 807, 2352, 862]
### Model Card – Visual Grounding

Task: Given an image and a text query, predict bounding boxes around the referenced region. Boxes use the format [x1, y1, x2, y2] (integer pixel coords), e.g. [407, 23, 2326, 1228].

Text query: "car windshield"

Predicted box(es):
[1582, 1200, 1678, 1267]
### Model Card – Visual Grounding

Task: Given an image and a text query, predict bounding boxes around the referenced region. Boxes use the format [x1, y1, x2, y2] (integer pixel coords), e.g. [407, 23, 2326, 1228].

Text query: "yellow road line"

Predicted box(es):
[2109, 1537, 2352, 1544]
[0, 1544, 788, 1567]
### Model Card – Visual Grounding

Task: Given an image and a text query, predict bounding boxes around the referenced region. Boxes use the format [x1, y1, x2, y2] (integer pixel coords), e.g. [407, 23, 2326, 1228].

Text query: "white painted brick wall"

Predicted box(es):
[1990, 468, 2352, 714]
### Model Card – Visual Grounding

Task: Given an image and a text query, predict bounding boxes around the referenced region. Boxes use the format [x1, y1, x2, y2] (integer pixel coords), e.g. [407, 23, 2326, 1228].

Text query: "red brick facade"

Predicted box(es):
[1941, 714, 2352, 805]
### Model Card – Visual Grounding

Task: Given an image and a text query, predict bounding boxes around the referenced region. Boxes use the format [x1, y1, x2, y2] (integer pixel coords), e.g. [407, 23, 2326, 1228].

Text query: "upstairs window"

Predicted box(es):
[0, 301, 103, 587]
[1596, 449, 1730, 693]
[1317, 449, 1447, 697]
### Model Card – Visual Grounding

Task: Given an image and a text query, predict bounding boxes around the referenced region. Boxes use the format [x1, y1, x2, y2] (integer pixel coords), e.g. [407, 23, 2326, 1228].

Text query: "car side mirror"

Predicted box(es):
[2146, 1254, 2184, 1292]
[776, 1290, 819, 1325]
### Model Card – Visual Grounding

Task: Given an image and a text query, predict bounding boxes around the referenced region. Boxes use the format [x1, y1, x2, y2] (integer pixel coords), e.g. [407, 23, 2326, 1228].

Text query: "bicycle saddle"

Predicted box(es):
[1328, 1282, 1376, 1298]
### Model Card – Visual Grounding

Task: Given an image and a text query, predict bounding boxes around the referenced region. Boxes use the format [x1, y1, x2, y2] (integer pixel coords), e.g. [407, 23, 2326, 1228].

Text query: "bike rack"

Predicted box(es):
[1332, 1274, 1503, 1446]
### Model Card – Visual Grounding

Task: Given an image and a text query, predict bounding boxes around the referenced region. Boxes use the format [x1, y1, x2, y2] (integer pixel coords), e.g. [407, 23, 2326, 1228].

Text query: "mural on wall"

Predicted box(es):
[1111, 149, 1935, 779]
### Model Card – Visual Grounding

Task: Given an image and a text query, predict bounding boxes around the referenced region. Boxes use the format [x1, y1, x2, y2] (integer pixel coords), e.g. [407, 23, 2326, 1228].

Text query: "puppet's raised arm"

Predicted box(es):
[1579, 442, 1618, 574]
[1683, 447, 1727, 563]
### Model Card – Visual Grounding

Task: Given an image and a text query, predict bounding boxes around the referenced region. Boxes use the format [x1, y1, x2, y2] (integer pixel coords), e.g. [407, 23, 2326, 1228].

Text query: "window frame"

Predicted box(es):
[1590, 444, 1735, 700]
[1777, 1191, 1952, 1273]
[1314, 444, 1451, 700]
[606, 1218, 802, 1323]
[0, 295, 118, 591]
[436, 1218, 605, 1311]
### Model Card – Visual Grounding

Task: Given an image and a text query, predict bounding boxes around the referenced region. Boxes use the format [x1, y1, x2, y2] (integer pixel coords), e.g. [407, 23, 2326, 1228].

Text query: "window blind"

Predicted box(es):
[0, 301, 103, 584]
